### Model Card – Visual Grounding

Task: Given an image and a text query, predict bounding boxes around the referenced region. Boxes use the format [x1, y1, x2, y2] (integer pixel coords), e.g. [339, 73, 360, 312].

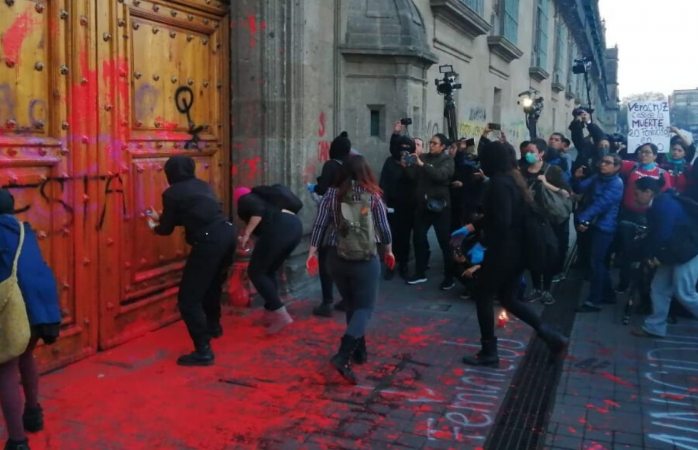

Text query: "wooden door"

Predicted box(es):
[0, 0, 99, 370]
[95, 0, 230, 349]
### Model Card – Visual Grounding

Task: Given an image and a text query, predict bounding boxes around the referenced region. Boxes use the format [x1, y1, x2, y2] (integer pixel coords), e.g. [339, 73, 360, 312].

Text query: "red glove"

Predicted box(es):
[306, 254, 319, 276]
[384, 253, 396, 270]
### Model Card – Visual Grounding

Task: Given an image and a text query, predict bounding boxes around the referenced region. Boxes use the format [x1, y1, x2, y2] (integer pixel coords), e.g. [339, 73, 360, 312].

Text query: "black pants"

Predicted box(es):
[248, 212, 303, 311]
[179, 221, 236, 348]
[615, 210, 647, 289]
[532, 217, 570, 291]
[475, 264, 541, 340]
[389, 205, 414, 270]
[318, 245, 334, 303]
[413, 207, 452, 278]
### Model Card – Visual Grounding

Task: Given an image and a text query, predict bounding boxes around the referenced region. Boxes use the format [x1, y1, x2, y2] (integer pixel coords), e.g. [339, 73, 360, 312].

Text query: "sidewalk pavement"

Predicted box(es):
[4, 265, 698, 449]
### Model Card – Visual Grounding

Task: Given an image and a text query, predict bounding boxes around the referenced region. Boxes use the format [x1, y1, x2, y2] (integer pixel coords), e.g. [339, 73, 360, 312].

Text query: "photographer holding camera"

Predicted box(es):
[570, 107, 609, 175]
[404, 133, 455, 290]
[379, 120, 419, 279]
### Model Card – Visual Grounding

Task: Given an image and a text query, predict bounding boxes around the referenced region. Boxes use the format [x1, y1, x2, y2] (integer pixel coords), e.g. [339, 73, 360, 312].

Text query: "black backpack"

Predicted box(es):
[251, 184, 303, 214]
[522, 204, 558, 273]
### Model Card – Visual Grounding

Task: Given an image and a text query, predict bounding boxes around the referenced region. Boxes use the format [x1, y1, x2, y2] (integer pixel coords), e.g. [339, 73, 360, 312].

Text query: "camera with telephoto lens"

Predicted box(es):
[572, 56, 592, 74]
[400, 117, 413, 126]
[401, 151, 418, 166]
[435, 65, 462, 96]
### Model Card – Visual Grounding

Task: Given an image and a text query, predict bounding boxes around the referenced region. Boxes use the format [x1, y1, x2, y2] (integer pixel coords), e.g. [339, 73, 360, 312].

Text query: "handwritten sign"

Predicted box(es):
[627, 101, 671, 152]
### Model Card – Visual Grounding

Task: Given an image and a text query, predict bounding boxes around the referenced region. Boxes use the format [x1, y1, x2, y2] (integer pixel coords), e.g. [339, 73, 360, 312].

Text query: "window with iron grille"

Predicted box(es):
[533, 0, 549, 69]
[553, 19, 567, 84]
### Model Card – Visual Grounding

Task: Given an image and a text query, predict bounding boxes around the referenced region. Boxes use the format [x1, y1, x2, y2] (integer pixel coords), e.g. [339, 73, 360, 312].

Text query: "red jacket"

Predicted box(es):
[620, 161, 671, 213]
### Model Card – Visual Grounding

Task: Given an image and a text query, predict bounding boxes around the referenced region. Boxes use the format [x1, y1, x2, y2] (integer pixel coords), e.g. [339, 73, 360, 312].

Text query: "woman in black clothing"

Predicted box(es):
[148, 155, 236, 366]
[461, 141, 568, 367]
[236, 187, 303, 335]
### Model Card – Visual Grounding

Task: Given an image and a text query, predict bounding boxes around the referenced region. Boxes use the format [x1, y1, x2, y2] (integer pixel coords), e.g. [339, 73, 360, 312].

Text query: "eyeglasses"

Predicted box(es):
[638, 149, 654, 155]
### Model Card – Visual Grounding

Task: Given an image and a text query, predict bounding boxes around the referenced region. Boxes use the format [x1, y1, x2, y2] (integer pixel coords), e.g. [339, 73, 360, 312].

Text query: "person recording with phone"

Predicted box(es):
[569, 107, 608, 175]
[379, 120, 418, 279]
[405, 133, 455, 290]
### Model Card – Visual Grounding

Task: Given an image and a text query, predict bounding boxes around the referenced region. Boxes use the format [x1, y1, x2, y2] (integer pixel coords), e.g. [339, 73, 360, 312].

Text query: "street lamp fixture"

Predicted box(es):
[518, 90, 544, 140]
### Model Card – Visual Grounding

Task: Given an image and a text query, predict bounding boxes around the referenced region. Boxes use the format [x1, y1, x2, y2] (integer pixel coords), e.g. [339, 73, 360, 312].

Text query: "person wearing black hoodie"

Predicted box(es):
[379, 123, 418, 279]
[461, 141, 568, 367]
[309, 132, 351, 317]
[147, 155, 236, 366]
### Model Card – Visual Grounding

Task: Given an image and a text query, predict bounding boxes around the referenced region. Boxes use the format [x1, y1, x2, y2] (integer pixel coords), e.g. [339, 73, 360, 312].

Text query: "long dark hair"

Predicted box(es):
[337, 155, 382, 199]
[480, 140, 533, 204]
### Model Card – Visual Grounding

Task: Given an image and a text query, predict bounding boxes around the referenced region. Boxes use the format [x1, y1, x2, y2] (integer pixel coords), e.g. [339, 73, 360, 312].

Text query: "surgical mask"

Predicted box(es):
[525, 152, 538, 164]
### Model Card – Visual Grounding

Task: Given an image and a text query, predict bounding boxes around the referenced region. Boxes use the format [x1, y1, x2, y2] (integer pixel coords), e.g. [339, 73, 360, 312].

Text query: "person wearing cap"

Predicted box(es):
[0, 189, 61, 450]
[307, 131, 351, 316]
[146, 155, 237, 366]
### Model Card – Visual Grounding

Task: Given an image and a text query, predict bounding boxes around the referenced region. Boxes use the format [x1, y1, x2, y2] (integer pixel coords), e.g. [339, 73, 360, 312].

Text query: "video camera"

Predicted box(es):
[435, 65, 462, 96]
[572, 56, 592, 74]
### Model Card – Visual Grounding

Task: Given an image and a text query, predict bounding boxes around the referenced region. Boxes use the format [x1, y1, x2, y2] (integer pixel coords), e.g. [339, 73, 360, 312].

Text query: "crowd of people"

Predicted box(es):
[3, 107, 698, 449]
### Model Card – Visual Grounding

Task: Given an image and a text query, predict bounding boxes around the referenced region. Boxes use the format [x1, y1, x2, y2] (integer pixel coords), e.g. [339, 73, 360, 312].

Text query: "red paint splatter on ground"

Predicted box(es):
[1, 11, 37, 65]
[599, 371, 634, 388]
[578, 417, 587, 424]
[568, 426, 577, 434]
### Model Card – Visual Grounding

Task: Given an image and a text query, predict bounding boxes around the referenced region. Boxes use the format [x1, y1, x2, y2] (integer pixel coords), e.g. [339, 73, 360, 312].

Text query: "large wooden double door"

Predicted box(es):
[0, 0, 230, 370]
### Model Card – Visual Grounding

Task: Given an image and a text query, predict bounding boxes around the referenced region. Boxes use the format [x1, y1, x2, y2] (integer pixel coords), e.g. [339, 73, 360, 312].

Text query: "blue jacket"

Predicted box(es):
[645, 191, 691, 259]
[0, 215, 61, 326]
[574, 174, 624, 234]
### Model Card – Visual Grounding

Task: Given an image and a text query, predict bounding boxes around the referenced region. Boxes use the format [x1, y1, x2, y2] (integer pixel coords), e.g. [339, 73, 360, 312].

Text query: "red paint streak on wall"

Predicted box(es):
[1, 11, 36, 65]
[242, 156, 262, 182]
[316, 113, 331, 161]
[318, 112, 326, 137]
[245, 15, 266, 48]
[72, 50, 98, 147]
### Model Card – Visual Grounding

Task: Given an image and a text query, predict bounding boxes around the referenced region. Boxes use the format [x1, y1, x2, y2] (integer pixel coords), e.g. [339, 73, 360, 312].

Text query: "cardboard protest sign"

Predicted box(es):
[627, 100, 671, 152]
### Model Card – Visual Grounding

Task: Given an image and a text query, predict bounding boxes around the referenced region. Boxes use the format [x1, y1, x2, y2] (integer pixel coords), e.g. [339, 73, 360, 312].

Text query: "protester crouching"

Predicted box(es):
[629, 177, 698, 337]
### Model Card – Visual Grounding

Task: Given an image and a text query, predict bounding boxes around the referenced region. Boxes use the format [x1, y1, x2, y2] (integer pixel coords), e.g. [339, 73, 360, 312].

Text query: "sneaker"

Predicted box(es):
[265, 306, 294, 335]
[439, 278, 456, 290]
[631, 327, 664, 338]
[312, 302, 333, 317]
[540, 291, 556, 306]
[177, 346, 215, 366]
[23, 404, 43, 432]
[459, 291, 471, 301]
[551, 274, 566, 283]
[524, 289, 543, 303]
[406, 275, 428, 285]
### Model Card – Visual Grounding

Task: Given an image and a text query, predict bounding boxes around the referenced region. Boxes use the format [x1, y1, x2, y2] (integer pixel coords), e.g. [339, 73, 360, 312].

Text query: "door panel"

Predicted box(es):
[1, 0, 98, 370]
[96, 0, 229, 349]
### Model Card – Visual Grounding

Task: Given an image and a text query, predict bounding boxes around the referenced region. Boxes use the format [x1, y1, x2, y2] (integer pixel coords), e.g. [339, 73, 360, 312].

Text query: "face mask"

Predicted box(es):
[525, 152, 538, 164]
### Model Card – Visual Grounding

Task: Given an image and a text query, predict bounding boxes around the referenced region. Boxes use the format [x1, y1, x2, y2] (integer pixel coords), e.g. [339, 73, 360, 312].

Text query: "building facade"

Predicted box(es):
[670, 88, 698, 139]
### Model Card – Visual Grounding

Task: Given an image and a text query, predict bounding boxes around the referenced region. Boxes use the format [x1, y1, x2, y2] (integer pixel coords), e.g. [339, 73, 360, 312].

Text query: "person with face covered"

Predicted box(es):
[379, 121, 417, 279]
[0, 189, 61, 450]
[147, 155, 236, 366]
[662, 129, 693, 194]
[460, 141, 568, 367]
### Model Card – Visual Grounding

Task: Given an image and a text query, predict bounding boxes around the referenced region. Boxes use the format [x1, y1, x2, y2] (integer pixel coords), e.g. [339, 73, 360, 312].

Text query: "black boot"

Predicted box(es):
[4, 439, 29, 450]
[177, 343, 214, 366]
[462, 338, 499, 367]
[23, 404, 43, 432]
[330, 335, 359, 384]
[352, 336, 367, 364]
[208, 322, 223, 339]
[538, 324, 569, 362]
[312, 302, 333, 317]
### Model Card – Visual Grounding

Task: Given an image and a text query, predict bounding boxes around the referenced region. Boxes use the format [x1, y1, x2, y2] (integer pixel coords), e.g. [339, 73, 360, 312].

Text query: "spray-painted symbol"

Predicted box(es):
[174, 86, 205, 150]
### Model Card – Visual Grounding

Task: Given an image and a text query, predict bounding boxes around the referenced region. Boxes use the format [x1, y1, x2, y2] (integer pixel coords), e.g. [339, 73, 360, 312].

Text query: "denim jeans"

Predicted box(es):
[586, 228, 615, 306]
[643, 253, 698, 337]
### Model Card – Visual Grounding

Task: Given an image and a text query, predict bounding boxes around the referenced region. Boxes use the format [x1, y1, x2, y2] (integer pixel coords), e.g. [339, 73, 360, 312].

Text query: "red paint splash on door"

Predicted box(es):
[1, 10, 38, 65]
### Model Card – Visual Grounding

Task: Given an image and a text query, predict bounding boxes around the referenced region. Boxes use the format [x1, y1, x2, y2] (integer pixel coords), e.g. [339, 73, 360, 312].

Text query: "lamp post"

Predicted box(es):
[518, 90, 544, 140]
